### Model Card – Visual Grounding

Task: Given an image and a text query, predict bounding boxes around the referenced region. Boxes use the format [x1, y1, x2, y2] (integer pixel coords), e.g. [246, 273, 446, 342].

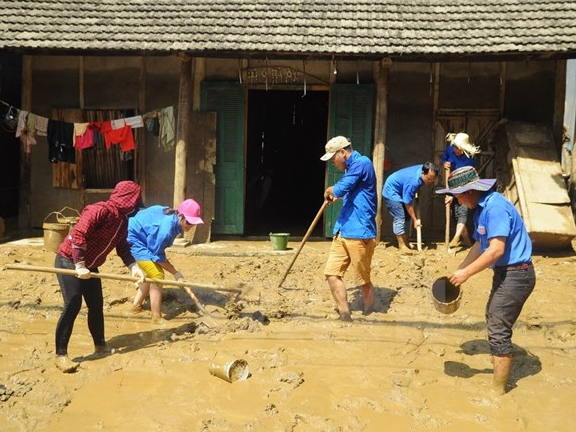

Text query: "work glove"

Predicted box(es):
[75, 261, 91, 279]
[173, 271, 185, 282]
[129, 262, 146, 283]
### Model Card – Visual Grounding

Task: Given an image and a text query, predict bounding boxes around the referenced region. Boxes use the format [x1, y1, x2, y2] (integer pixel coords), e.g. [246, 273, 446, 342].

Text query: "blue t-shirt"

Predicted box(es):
[473, 190, 532, 267]
[332, 151, 377, 239]
[382, 165, 423, 204]
[441, 145, 476, 170]
[127, 205, 183, 262]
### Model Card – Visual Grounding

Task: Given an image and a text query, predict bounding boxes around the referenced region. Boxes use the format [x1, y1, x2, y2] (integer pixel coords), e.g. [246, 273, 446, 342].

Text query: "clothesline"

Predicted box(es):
[0, 98, 172, 125]
[0, 99, 176, 160]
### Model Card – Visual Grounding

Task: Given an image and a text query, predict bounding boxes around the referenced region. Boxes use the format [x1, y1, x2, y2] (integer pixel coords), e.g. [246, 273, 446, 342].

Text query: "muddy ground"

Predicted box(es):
[0, 236, 575, 431]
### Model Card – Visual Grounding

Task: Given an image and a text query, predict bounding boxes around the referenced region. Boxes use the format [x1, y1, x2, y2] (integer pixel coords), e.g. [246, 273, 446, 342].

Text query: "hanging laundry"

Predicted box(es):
[124, 115, 144, 129]
[143, 111, 160, 136]
[15, 109, 28, 138]
[35, 115, 49, 136]
[47, 120, 75, 163]
[17, 111, 37, 153]
[26, 112, 36, 137]
[111, 118, 125, 130]
[100, 120, 136, 152]
[159, 106, 175, 152]
[73, 122, 95, 149]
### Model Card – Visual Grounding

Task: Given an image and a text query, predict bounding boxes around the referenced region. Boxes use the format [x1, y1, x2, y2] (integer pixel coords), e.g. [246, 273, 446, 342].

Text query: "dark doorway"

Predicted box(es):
[245, 90, 328, 236]
[0, 54, 22, 229]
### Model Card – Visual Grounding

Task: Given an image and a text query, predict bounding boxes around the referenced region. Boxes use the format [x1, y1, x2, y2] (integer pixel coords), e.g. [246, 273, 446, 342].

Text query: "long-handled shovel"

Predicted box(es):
[444, 168, 455, 256]
[3, 264, 221, 326]
[277, 200, 328, 288]
[415, 193, 422, 252]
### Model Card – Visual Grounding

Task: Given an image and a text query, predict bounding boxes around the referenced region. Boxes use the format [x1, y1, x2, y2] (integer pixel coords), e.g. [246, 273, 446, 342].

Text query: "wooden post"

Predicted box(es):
[498, 61, 507, 118]
[373, 58, 391, 242]
[553, 60, 567, 156]
[18, 55, 33, 229]
[137, 56, 146, 193]
[173, 54, 193, 208]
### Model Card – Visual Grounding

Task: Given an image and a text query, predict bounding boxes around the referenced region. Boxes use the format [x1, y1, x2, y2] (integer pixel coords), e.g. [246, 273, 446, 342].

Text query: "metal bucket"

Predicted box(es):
[209, 351, 249, 383]
[43, 209, 77, 253]
[431, 277, 462, 314]
[43, 221, 69, 253]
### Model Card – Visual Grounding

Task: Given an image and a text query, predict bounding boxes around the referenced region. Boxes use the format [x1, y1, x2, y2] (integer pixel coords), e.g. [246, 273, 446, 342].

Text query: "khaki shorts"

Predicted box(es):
[136, 260, 165, 280]
[324, 235, 375, 285]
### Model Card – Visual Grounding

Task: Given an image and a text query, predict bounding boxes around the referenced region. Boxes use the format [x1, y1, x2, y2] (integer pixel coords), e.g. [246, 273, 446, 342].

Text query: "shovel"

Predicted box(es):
[415, 193, 422, 252]
[444, 167, 455, 256]
[277, 200, 328, 288]
[3, 263, 221, 326]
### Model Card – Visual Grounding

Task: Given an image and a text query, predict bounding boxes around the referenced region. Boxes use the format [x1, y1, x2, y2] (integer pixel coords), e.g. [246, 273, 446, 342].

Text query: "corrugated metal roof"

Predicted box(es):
[1, 0, 576, 58]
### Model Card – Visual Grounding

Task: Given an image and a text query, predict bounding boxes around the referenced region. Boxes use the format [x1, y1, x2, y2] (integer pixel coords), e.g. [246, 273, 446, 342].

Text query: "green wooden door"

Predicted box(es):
[325, 84, 375, 236]
[201, 82, 245, 234]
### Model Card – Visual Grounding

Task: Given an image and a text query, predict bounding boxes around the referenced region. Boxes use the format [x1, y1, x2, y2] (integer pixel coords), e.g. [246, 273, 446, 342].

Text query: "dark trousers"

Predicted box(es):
[54, 254, 105, 355]
[486, 266, 536, 356]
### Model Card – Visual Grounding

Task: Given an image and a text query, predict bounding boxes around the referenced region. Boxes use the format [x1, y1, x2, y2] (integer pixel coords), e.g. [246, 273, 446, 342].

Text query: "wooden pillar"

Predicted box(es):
[137, 56, 146, 194]
[0, 55, 3, 236]
[192, 57, 205, 111]
[553, 60, 567, 156]
[373, 58, 391, 242]
[173, 54, 193, 208]
[18, 55, 32, 229]
[498, 61, 507, 117]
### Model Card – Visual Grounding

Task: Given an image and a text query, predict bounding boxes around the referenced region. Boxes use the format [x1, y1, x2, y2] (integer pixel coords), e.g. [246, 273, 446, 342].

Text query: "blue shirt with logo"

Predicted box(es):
[473, 190, 532, 267]
[128, 205, 183, 262]
[332, 150, 377, 239]
[382, 164, 423, 204]
[441, 145, 476, 170]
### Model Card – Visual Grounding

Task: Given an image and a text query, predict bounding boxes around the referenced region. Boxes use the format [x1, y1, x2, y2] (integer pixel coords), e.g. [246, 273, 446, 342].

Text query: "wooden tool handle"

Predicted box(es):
[2, 264, 240, 294]
[277, 200, 328, 288]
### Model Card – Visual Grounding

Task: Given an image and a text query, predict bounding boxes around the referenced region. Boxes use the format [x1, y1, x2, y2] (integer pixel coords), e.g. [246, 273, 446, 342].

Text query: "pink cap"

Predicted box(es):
[177, 199, 204, 225]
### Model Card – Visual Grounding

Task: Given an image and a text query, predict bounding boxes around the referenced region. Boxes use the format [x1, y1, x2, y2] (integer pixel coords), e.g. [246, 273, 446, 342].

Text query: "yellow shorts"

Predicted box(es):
[324, 235, 375, 285]
[136, 260, 165, 280]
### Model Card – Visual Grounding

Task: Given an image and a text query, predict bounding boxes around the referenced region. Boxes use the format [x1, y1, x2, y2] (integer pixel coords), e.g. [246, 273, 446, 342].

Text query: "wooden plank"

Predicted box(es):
[504, 122, 576, 248]
[511, 157, 531, 231]
[188, 111, 216, 243]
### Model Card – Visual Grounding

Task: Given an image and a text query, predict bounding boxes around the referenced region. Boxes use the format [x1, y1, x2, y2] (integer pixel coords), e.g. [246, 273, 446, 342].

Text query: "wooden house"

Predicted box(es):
[1, 0, 575, 243]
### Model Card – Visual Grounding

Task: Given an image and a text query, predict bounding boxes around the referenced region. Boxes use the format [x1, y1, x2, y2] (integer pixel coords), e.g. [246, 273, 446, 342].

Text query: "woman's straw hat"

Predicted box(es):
[445, 132, 481, 157]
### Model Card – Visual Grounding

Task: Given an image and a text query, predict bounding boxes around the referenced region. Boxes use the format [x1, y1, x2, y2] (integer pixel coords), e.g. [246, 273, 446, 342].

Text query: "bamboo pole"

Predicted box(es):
[2, 264, 241, 294]
[4, 264, 226, 326]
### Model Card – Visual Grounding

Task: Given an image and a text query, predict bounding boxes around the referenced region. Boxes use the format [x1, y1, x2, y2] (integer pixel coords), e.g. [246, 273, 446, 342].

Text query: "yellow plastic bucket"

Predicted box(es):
[269, 233, 289, 251]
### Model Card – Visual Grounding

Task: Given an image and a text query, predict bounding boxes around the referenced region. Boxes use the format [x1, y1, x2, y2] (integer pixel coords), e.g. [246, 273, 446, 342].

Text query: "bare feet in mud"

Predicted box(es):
[363, 287, 375, 315]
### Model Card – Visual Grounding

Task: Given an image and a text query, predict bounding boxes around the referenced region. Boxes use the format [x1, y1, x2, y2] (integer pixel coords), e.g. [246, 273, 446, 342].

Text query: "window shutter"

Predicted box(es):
[201, 82, 245, 234]
[325, 84, 375, 235]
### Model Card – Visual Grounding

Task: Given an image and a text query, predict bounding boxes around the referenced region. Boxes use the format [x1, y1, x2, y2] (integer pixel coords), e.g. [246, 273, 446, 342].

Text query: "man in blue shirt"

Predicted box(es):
[321, 136, 377, 322]
[436, 166, 536, 395]
[383, 163, 439, 251]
